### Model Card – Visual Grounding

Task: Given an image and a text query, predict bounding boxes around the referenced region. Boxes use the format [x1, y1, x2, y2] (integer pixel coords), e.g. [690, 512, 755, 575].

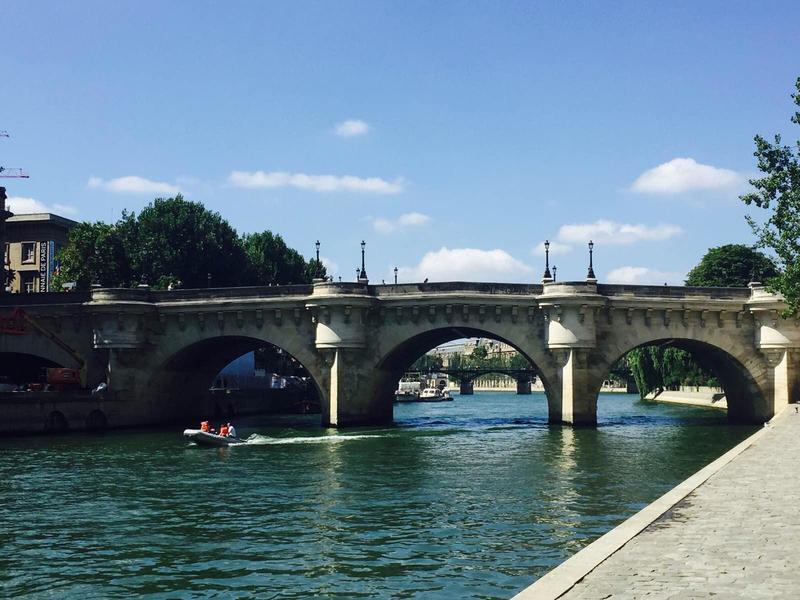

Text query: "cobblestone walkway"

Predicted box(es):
[560, 409, 800, 599]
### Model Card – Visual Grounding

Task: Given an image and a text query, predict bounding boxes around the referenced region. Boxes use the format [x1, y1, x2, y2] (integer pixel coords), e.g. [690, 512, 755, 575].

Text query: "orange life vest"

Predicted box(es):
[200, 421, 209, 432]
[219, 425, 229, 437]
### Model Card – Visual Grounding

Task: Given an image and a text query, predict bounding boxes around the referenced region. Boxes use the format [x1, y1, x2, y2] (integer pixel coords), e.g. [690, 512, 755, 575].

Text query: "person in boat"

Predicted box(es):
[227, 423, 237, 438]
[219, 424, 229, 437]
[200, 421, 210, 432]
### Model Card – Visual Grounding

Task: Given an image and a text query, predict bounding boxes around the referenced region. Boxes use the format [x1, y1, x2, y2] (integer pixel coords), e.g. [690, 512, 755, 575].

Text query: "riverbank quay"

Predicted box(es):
[644, 388, 728, 410]
[512, 405, 799, 599]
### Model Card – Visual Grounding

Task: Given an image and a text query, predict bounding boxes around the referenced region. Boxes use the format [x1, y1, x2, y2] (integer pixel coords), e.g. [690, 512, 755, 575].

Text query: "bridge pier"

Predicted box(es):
[516, 377, 532, 395]
[460, 380, 474, 395]
[551, 348, 597, 426]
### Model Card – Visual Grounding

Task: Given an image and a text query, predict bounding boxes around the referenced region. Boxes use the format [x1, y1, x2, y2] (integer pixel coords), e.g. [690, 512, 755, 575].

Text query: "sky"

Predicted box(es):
[2, 1, 800, 285]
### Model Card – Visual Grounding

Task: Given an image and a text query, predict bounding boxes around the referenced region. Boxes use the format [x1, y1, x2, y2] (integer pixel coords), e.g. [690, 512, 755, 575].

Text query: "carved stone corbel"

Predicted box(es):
[494, 305, 502, 323]
[255, 309, 263, 329]
[625, 308, 634, 325]
[274, 308, 282, 326]
[236, 310, 244, 329]
[217, 311, 225, 330]
[511, 305, 518, 323]
[197, 313, 205, 330]
[663, 308, 671, 327]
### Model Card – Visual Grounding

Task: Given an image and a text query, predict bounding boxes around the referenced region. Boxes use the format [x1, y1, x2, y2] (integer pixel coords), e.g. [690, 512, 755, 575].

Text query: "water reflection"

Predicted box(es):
[0, 393, 755, 599]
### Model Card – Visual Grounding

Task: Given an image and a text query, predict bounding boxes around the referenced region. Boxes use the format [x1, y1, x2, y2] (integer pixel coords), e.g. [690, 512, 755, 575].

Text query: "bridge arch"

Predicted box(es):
[588, 332, 771, 422]
[144, 332, 325, 423]
[370, 325, 560, 417]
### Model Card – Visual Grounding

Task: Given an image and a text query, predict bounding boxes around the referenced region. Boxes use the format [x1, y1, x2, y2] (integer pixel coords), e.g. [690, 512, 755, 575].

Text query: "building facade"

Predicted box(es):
[3, 213, 77, 293]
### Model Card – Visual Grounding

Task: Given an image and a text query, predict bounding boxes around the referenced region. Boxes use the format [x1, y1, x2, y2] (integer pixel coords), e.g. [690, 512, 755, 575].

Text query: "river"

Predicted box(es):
[0, 392, 755, 599]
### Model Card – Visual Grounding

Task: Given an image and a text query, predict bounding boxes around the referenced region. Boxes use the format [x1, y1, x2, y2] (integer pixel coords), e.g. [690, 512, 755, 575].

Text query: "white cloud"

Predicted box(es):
[557, 220, 682, 245]
[397, 247, 534, 282]
[606, 266, 684, 285]
[88, 175, 180, 195]
[6, 196, 78, 216]
[373, 212, 431, 233]
[631, 158, 743, 194]
[228, 170, 403, 194]
[335, 119, 370, 138]
[321, 256, 338, 275]
[533, 241, 572, 256]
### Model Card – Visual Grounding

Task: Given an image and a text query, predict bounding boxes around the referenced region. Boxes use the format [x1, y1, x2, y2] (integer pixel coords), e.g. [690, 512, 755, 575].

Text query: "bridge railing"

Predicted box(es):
[0, 291, 91, 306]
[373, 282, 544, 296]
[597, 284, 752, 300]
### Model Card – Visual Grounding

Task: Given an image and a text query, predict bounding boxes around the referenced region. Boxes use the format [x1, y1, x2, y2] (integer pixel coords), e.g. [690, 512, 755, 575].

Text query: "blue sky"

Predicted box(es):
[2, 1, 799, 285]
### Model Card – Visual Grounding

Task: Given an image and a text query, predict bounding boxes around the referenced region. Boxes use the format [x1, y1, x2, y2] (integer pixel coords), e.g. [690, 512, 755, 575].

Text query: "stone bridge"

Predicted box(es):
[1, 280, 798, 430]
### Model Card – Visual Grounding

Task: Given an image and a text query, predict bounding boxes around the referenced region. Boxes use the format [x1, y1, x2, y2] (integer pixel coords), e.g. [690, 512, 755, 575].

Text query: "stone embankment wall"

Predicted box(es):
[644, 386, 727, 410]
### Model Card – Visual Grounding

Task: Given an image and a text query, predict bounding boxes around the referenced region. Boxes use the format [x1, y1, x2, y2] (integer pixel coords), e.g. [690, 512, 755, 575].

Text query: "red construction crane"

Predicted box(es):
[0, 129, 29, 177]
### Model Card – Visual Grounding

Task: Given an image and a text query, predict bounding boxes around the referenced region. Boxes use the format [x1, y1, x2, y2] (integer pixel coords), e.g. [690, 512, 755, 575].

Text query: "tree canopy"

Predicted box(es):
[684, 244, 778, 287]
[741, 76, 800, 313]
[55, 196, 323, 290]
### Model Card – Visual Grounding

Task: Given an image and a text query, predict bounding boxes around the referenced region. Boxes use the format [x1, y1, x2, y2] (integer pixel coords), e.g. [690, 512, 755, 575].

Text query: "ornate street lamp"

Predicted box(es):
[315, 240, 321, 278]
[359, 240, 368, 281]
[552, 265, 557, 282]
[543, 240, 553, 282]
[394, 266, 398, 284]
[587, 240, 596, 281]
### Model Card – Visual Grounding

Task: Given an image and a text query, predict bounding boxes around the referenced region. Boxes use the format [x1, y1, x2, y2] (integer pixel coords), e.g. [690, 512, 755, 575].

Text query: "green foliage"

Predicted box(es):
[410, 354, 443, 371]
[625, 345, 718, 399]
[120, 196, 247, 288]
[53, 221, 132, 290]
[242, 231, 321, 285]
[685, 244, 778, 287]
[54, 196, 320, 290]
[741, 77, 800, 314]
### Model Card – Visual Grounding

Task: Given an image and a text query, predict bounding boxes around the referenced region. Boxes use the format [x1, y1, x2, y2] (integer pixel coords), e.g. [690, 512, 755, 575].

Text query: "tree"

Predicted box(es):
[53, 222, 132, 290]
[741, 76, 800, 314]
[120, 196, 247, 288]
[685, 244, 778, 287]
[241, 231, 320, 285]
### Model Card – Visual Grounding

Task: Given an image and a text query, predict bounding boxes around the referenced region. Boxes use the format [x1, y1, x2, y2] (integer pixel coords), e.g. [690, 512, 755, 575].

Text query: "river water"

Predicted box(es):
[0, 392, 755, 599]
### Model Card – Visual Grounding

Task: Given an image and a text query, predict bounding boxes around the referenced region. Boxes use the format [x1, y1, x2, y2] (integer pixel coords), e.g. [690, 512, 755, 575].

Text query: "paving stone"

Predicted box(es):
[559, 411, 800, 599]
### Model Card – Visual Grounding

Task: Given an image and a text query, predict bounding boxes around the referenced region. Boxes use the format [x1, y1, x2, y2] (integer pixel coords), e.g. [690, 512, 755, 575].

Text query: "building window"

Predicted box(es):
[21, 242, 36, 264]
[22, 273, 37, 294]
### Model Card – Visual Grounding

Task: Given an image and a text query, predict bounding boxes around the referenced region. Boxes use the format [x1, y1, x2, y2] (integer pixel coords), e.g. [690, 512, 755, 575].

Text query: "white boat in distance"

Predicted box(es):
[183, 429, 245, 447]
[417, 387, 453, 402]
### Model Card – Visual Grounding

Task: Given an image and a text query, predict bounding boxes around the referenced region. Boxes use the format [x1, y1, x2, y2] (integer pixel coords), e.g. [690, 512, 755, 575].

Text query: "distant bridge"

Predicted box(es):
[412, 367, 539, 394]
[1, 279, 798, 432]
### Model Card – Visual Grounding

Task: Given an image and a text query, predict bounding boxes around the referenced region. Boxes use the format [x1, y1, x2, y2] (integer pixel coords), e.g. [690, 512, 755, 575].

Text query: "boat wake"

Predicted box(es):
[240, 433, 383, 445]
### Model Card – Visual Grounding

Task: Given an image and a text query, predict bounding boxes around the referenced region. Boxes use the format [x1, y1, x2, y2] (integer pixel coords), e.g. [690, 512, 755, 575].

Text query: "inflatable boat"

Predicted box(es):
[183, 429, 245, 447]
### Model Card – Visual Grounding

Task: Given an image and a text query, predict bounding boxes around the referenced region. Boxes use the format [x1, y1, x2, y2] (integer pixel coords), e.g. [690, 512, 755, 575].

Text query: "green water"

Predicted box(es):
[0, 393, 755, 599]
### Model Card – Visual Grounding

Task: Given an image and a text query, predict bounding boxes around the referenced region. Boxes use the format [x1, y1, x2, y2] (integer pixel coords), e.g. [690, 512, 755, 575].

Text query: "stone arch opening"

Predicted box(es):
[374, 326, 556, 415]
[150, 335, 324, 423]
[592, 338, 768, 423]
[45, 410, 68, 432]
[86, 409, 108, 431]
[0, 352, 62, 387]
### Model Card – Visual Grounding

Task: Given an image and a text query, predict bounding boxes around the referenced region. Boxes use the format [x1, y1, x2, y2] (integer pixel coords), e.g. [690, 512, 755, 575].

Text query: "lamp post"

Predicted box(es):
[315, 240, 321, 278]
[542, 240, 552, 283]
[359, 240, 368, 281]
[587, 240, 596, 281]
[552, 265, 557, 282]
[394, 266, 398, 284]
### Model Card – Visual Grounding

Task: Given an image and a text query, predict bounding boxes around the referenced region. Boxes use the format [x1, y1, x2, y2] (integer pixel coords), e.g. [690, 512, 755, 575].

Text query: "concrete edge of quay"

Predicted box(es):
[509, 405, 793, 600]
